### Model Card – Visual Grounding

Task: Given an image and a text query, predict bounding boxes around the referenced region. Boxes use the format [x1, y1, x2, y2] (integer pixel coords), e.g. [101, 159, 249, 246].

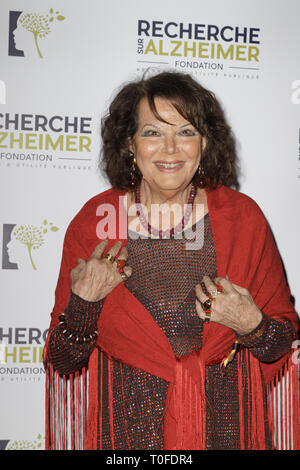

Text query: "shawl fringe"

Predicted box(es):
[45, 344, 299, 450]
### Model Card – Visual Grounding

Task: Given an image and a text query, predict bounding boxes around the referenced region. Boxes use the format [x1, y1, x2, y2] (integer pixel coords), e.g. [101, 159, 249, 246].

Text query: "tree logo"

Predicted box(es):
[8, 9, 66, 59]
[3, 434, 44, 450]
[3, 220, 59, 271]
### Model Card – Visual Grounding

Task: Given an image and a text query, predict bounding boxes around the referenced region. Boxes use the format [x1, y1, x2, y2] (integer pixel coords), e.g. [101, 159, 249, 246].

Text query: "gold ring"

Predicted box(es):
[103, 253, 115, 264]
[204, 310, 212, 323]
[120, 271, 128, 281]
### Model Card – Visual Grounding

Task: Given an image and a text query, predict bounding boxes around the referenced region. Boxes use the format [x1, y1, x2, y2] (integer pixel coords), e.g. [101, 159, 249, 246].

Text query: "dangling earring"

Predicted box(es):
[129, 150, 137, 188]
[197, 163, 206, 188]
[197, 137, 207, 188]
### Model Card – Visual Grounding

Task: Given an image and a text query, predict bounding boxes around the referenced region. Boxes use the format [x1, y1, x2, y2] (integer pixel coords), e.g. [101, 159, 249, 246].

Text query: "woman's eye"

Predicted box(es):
[141, 129, 160, 137]
[179, 128, 196, 136]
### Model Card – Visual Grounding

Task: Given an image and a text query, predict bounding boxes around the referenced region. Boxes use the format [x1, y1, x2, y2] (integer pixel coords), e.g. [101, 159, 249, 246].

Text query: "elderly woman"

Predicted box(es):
[44, 71, 299, 451]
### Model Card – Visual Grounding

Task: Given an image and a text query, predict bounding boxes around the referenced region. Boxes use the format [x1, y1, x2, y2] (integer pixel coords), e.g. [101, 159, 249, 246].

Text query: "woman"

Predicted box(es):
[44, 71, 299, 450]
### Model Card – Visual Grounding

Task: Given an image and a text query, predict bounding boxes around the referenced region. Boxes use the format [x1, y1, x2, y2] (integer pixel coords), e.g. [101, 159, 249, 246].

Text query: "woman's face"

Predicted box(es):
[132, 97, 203, 194]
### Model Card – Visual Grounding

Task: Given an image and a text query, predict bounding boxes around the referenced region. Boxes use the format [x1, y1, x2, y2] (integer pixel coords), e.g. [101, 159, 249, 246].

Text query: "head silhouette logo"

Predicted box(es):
[2, 221, 59, 271]
[9, 9, 66, 59]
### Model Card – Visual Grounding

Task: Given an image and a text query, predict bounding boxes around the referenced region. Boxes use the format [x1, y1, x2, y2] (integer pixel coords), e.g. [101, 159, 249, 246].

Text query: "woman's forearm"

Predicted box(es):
[46, 290, 104, 374]
[237, 314, 297, 363]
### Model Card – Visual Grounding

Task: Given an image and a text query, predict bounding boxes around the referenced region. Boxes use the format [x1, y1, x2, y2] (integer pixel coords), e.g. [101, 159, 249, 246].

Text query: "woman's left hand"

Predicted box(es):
[195, 275, 263, 336]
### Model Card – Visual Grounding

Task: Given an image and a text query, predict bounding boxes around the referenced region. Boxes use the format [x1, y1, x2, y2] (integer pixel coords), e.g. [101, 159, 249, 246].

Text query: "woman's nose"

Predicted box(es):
[162, 135, 177, 155]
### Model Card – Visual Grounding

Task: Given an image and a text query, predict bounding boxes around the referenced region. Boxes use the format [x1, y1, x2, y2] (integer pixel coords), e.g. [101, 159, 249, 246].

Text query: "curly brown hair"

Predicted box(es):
[100, 71, 239, 190]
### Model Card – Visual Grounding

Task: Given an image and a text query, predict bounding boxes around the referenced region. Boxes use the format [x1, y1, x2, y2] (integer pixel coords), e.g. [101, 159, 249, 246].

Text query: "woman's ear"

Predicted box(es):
[128, 137, 135, 154]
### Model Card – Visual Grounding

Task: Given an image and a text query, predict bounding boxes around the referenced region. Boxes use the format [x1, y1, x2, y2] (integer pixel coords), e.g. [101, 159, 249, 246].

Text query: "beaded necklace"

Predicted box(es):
[134, 183, 197, 239]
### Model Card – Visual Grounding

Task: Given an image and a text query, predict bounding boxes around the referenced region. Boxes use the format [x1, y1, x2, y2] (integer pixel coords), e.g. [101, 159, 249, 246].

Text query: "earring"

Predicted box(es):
[129, 151, 137, 188]
[197, 163, 206, 188]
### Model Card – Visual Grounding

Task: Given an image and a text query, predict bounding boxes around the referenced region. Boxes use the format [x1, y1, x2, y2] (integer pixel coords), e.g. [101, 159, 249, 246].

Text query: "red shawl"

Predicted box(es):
[45, 184, 299, 450]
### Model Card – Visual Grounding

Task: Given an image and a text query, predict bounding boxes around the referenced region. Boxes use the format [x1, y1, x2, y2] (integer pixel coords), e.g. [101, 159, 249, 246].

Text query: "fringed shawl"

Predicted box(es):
[44, 185, 299, 450]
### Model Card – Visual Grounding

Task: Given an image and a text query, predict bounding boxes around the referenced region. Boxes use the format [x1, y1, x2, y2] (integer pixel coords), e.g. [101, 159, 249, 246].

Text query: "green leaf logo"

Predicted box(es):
[6, 434, 44, 450]
[19, 9, 66, 58]
[13, 220, 59, 270]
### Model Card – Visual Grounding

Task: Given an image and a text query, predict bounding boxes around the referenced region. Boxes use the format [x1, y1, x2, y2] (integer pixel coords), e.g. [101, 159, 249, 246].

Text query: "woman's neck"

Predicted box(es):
[139, 179, 193, 209]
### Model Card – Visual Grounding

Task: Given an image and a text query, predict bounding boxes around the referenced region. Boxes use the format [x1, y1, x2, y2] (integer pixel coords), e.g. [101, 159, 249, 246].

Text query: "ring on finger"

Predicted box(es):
[204, 310, 212, 323]
[202, 297, 213, 310]
[115, 259, 126, 270]
[210, 289, 221, 299]
[202, 294, 214, 324]
[120, 270, 128, 281]
[103, 253, 115, 264]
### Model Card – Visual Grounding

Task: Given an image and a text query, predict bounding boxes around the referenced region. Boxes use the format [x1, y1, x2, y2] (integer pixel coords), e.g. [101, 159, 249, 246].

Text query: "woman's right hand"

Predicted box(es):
[70, 239, 132, 302]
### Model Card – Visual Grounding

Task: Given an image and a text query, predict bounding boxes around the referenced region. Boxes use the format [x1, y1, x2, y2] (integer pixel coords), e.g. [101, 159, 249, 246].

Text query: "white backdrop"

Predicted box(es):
[0, 0, 299, 450]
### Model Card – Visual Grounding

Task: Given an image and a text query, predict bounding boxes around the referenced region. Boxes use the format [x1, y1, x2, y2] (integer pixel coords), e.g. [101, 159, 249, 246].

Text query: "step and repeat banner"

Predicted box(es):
[0, 0, 299, 450]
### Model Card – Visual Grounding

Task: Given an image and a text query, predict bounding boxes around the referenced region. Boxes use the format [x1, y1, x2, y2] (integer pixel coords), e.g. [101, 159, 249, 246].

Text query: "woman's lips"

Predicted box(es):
[154, 161, 184, 172]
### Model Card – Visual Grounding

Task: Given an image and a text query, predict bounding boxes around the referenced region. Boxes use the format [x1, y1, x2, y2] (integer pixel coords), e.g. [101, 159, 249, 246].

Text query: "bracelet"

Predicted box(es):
[58, 313, 98, 344]
[236, 312, 268, 344]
